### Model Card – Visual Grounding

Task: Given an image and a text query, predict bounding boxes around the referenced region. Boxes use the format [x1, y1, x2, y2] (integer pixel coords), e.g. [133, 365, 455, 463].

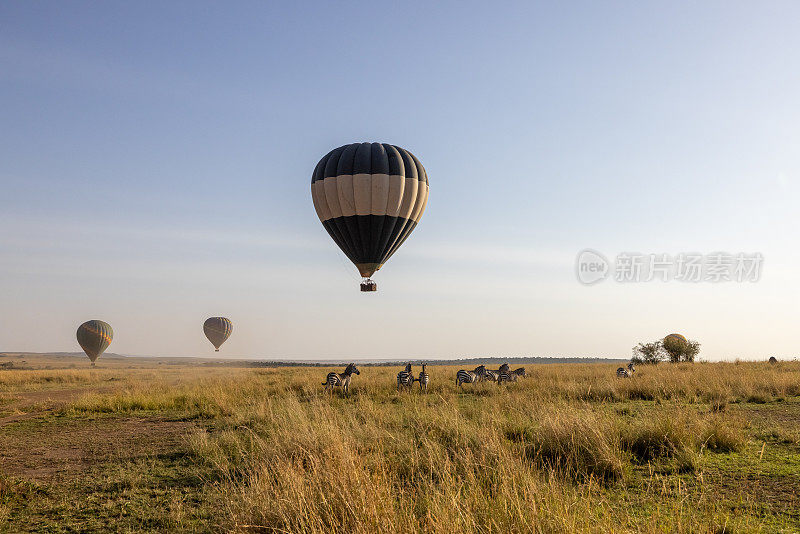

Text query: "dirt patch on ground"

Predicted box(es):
[704, 469, 800, 519]
[0, 387, 116, 424]
[734, 401, 800, 426]
[0, 416, 197, 482]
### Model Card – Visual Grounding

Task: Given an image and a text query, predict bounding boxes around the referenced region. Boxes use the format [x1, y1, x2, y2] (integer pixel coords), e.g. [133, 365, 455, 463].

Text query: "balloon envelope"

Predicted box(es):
[663, 333, 688, 351]
[77, 320, 113, 363]
[311, 142, 429, 281]
[204, 317, 232, 351]
[664, 333, 687, 344]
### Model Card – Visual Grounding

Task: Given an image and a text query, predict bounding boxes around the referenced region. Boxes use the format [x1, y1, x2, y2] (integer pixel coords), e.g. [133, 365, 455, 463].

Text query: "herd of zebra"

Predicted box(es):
[321, 361, 637, 394]
[398, 362, 528, 391]
[396, 363, 430, 391]
[455, 364, 528, 387]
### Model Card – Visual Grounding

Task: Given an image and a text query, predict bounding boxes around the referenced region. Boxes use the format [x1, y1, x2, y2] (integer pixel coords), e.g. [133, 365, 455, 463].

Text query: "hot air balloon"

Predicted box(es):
[664, 333, 687, 347]
[204, 317, 232, 352]
[663, 333, 688, 356]
[77, 320, 113, 366]
[311, 142, 429, 291]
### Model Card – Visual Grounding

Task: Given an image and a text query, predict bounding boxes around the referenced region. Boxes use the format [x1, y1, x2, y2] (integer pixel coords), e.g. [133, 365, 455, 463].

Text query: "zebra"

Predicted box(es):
[485, 363, 510, 383]
[456, 365, 486, 387]
[498, 367, 527, 384]
[417, 363, 429, 392]
[323, 363, 360, 393]
[616, 362, 636, 378]
[397, 362, 414, 391]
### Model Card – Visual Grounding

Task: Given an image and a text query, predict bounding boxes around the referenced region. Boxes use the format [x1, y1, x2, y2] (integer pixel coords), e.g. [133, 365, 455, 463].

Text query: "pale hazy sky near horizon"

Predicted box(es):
[1, 1, 798, 361]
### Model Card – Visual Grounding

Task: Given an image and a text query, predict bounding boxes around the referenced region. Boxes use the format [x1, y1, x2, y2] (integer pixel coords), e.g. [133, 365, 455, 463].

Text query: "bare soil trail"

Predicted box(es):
[0, 386, 113, 425]
[1, 384, 199, 482]
[0, 415, 196, 482]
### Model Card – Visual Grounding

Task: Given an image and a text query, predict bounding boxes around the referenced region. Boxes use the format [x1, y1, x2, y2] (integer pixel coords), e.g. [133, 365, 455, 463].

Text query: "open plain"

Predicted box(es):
[1, 355, 799, 533]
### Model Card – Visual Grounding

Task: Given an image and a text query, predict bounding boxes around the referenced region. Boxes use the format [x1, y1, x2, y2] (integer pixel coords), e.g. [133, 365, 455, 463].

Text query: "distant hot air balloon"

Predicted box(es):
[663, 333, 688, 353]
[311, 142, 429, 292]
[77, 320, 113, 366]
[664, 333, 687, 345]
[204, 317, 232, 352]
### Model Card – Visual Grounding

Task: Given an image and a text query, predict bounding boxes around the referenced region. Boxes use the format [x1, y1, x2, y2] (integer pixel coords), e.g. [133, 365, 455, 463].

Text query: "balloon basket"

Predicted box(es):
[360, 279, 377, 292]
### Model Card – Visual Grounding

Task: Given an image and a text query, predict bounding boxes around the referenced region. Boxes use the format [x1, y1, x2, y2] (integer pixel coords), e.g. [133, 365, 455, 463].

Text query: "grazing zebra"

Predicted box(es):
[616, 362, 636, 378]
[473, 365, 488, 382]
[418, 363, 429, 392]
[323, 363, 360, 393]
[499, 367, 527, 384]
[397, 362, 414, 391]
[456, 366, 485, 387]
[485, 363, 510, 383]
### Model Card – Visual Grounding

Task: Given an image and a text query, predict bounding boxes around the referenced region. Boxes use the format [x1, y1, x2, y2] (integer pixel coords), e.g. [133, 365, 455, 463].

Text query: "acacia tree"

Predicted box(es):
[632, 341, 665, 364]
[663, 337, 701, 362]
[683, 340, 701, 362]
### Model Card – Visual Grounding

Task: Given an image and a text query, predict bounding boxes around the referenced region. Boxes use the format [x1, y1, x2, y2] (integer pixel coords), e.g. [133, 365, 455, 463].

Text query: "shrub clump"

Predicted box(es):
[507, 412, 627, 483]
[621, 410, 745, 464]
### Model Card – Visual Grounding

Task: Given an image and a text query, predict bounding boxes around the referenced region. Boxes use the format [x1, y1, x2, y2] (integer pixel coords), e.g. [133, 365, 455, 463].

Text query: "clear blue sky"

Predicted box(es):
[1, 1, 798, 360]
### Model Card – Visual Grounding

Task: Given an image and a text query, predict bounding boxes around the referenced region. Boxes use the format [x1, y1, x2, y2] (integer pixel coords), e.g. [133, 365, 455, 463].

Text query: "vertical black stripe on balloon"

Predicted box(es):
[331, 216, 362, 262]
[334, 145, 366, 261]
[366, 143, 390, 261]
[373, 215, 402, 264]
[353, 144, 372, 261]
[356, 216, 372, 262]
[382, 214, 411, 263]
[371, 144, 406, 263]
[368, 215, 387, 262]
[322, 219, 357, 264]
[384, 221, 418, 263]
[380, 146, 419, 259]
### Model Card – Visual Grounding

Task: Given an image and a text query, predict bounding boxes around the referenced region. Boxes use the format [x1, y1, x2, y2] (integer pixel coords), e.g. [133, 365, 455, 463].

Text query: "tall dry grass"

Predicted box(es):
[6, 361, 797, 532]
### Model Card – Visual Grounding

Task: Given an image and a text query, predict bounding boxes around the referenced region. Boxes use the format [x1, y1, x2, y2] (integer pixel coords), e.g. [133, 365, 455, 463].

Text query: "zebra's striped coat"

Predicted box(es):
[485, 364, 510, 383]
[323, 363, 360, 393]
[397, 363, 414, 391]
[498, 367, 527, 384]
[616, 362, 636, 378]
[456, 366, 486, 387]
[418, 364, 429, 392]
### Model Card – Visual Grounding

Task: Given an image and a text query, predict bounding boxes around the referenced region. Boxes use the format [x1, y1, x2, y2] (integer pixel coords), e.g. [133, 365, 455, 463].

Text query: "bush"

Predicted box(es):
[506, 412, 627, 483]
[661, 337, 701, 363]
[632, 342, 665, 365]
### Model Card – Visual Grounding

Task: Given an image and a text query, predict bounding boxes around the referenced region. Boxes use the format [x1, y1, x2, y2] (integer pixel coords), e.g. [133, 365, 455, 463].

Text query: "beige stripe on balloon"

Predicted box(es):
[408, 183, 429, 223]
[323, 176, 343, 218]
[370, 174, 390, 215]
[385, 175, 405, 217]
[336, 174, 356, 217]
[352, 173, 372, 216]
[311, 181, 332, 221]
[313, 174, 428, 222]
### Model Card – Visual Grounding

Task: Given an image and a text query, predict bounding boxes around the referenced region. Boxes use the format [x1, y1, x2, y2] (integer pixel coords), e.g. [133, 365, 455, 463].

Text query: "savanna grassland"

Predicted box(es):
[1, 356, 799, 533]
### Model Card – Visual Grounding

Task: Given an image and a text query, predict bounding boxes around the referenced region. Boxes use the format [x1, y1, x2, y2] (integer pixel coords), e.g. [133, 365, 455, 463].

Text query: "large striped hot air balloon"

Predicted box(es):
[311, 142, 429, 292]
[77, 320, 113, 365]
[204, 317, 232, 352]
